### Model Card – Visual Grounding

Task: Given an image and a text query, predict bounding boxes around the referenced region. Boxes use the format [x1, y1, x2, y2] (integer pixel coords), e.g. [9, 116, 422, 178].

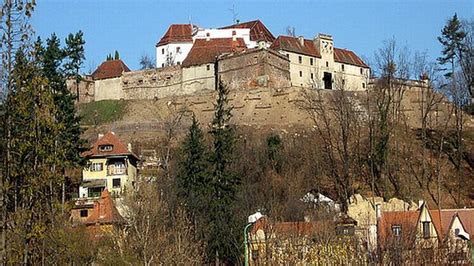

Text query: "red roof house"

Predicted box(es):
[220, 20, 275, 43]
[85, 189, 125, 226]
[156, 24, 194, 46]
[81, 131, 138, 160]
[91, 60, 131, 80]
[182, 38, 247, 67]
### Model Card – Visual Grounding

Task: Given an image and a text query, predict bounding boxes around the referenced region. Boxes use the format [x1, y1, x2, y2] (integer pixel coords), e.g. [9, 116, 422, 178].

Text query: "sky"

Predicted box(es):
[31, 0, 473, 73]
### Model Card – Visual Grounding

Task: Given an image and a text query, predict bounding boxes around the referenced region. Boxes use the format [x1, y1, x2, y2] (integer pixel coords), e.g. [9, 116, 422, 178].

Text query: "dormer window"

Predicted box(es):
[392, 225, 402, 237]
[99, 145, 113, 152]
[232, 30, 236, 36]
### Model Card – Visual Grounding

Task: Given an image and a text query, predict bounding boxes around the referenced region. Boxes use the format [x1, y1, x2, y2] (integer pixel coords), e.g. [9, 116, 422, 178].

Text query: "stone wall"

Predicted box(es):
[218, 48, 291, 90]
[67, 77, 95, 103]
[121, 66, 183, 99]
[95, 77, 122, 101]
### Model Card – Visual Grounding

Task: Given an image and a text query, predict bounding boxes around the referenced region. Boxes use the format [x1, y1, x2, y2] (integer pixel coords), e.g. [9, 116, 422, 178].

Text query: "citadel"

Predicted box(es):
[71, 20, 381, 103]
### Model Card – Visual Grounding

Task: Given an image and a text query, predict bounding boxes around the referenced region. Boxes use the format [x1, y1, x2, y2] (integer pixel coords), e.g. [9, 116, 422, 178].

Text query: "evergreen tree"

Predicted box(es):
[114, 50, 120, 60]
[207, 80, 241, 264]
[64, 30, 85, 100]
[177, 113, 210, 239]
[438, 13, 467, 78]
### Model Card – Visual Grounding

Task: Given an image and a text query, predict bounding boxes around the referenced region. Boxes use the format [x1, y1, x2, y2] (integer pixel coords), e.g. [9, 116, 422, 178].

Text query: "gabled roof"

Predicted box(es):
[182, 38, 246, 67]
[271, 35, 321, 58]
[81, 131, 138, 160]
[378, 210, 420, 248]
[91, 60, 130, 80]
[334, 48, 368, 68]
[429, 208, 474, 240]
[220, 20, 275, 42]
[156, 24, 194, 46]
[271, 35, 369, 68]
[85, 189, 125, 225]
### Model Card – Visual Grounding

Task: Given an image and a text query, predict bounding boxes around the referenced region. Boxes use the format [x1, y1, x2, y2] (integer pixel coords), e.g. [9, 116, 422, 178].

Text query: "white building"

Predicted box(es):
[155, 20, 275, 68]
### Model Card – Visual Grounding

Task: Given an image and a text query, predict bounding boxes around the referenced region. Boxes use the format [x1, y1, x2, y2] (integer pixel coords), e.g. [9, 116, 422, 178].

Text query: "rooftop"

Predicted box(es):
[156, 24, 194, 46]
[81, 131, 138, 159]
[182, 38, 246, 67]
[91, 60, 131, 80]
[220, 19, 275, 43]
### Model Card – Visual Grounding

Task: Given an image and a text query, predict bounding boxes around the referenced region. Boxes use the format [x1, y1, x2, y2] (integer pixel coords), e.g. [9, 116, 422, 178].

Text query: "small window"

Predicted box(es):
[232, 30, 236, 36]
[161, 48, 164, 55]
[422, 221, 430, 238]
[326, 61, 329, 67]
[138, 79, 143, 84]
[311, 73, 314, 79]
[392, 225, 402, 237]
[341, 64, 345, 71]
[99, 145, 113, 151]
[454, 228, 460, 236]
[342, 79, 345, 85]
[90, 163, 103, 172]
[206, 32, 210, 37]
[286, 53, 289, 58]
[360, 68, 364, 75]
[310, 58, 313, 65]
[298, 56, 302, 64]
[161, 63, 164, 68]
[299, 71, 302, 77]
[206, 65, 210, 71]
[80, 209, 88, 217]
[176, 46, 180, 53]
[177, 61, 181, 65]
[112, 178, 121, 188]
[362, 82, 366, 88]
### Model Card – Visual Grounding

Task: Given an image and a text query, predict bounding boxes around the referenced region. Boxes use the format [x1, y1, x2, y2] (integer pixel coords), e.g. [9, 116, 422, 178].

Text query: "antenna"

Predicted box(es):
[229, 3, 238, 24]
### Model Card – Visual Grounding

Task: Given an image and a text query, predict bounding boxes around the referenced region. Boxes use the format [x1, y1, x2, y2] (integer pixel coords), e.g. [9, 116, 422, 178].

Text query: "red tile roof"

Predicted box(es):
[429, 208, 474, 240]
[271, 35, 369, 68]
[220, 20, 275, 42]
[85, 189, 125, 226]
[271, 35, 321, 57]
[334, 48, 368, 68]
[81, 131, 138, 159]
[156, 24, 194, 46]
[182, 38, 246, 67]
[91, 60, 130, 80]
[378, 210, 420, 248]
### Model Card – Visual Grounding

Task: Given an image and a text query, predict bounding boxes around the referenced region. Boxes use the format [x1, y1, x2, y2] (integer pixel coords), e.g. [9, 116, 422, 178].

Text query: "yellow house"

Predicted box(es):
[79, 131, 139, 198]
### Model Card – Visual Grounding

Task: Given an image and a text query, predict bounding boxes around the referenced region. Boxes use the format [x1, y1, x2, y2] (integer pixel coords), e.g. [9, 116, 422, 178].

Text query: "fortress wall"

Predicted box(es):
[67, 77, 95, 103]
[218, 49, 291, 91]
[182, 64, 215, 94]
[121, 66, 182, 99]
[95, 77, 122, 101]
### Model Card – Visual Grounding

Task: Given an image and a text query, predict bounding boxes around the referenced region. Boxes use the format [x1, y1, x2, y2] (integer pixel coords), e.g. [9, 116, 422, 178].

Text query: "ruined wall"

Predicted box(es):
[67, 77, 95, 103]
[218, 49, 291, 91]
[121, 66, 182, 100]
[182, 64, 215, 94]
[95, 77, 122, 101]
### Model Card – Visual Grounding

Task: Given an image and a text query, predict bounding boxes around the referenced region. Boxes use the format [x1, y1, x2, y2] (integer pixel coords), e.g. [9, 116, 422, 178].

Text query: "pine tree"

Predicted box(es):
[207, 80, 241, 264]
[114, 50, 120, 60]
[177, 113, 210, 239]
[438, 13, 467, 79]
[64, 31, 85, 100]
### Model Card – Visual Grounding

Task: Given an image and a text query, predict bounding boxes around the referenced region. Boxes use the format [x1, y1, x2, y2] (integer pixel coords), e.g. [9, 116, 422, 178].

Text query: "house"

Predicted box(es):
[91, 59, 131, 101]
[378, 201, 474, 261]
[155, 20, 274, 68]
[271, 34, 370, 90]
[71, 189, 125, 238]
[79, 132, 139, 198]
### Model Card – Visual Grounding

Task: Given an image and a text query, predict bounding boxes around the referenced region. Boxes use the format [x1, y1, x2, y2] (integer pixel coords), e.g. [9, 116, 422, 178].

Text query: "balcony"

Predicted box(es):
[106, 158, 127, 176]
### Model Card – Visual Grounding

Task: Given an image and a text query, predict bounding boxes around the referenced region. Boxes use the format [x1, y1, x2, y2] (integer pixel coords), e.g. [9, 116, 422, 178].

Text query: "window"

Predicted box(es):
[177, 61, 181, 65]
[362, 83, 366, 89]
[206, 64, 210, 71]
[342, 79, 345, 86]
[454, 228, 460, 236]
[206, 32, 210, 37]
[161, 48, 164, 55]
[311, 73, 314, 79]
[112, 178, 121, 188]
[392, 225, 402, 237]
[422, 221, 430, 238]
[286, 53, 289, 58]
[323, 72, 332, 90]
[310, 58, 314, 65]
[161, 63, 164, 68]
[99, 145, 113, 151]
[90, 163, 103, 172]
[360, 68, 364, 75]
[341, 64, 345, 71]
[326, 61, 329, 67]
[176, 46, 180, 53]
[80, 209, 88, 217]
[232, 30, 236, 36]
[298, 56, 302, 64]
[299, 71, 302, 77]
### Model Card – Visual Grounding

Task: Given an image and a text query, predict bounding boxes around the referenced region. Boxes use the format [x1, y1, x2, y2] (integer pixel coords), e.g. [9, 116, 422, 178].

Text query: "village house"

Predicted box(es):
[79, 131, 139, 198]
[71, 189, 125, 238]
[378, 201, 474, 262]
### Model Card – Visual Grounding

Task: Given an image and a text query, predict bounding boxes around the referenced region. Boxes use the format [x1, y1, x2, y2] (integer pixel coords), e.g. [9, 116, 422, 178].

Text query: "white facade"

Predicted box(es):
[156, 27, 258, 68]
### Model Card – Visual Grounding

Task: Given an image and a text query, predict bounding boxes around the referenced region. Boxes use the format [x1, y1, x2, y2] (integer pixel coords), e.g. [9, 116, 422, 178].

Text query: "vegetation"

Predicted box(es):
[78, 99, 128, 125]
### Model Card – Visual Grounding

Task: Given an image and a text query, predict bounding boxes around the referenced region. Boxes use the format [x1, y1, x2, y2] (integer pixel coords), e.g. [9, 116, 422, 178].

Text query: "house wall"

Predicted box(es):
[194, 28, 255, 48]
[333, 62, 369, 91]
[83, 158, 108, 180]
[156, 42, 193, 68]
[219, 49, 291, 90]
[95, 77, 123, 101]
[418, 205, 439, 246]
[182, 64, 215, 93]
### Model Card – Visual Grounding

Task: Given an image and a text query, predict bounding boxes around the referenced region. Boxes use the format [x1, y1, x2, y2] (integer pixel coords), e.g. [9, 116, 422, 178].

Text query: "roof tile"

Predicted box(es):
[91, 60, 130, 80]
[81, 131, 138, 159]
[182, 38, 246, 67]
[220, 20, 275, 42]
[156, 24, 194, 46]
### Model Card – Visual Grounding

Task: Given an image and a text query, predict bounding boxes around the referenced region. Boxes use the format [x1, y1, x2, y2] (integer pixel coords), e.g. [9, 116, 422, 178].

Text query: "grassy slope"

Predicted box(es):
[78, 100, 128, 125]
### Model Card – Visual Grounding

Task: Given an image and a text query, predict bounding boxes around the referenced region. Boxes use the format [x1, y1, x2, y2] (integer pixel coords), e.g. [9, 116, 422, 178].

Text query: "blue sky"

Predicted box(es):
[31, 0, 472, 73]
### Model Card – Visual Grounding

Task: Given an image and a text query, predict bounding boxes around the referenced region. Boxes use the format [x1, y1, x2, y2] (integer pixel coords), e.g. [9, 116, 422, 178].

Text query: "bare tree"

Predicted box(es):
[286, 26, 296, 37]
[139, 54, 155, 70]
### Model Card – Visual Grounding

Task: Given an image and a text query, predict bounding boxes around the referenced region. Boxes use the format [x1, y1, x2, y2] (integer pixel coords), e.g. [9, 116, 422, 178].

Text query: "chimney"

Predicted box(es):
[298, 36, 304, 46]
[128, 143, 132, 152]
[98, 133, 104, 139]
[375, 204, 382, 219]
